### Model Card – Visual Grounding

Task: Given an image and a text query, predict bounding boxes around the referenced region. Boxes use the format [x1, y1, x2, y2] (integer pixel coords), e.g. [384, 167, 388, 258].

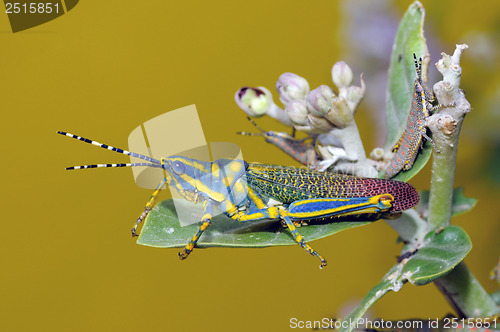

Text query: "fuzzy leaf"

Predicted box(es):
[383, 1, 430, 182]
[417, 187, 478, 219]
[137, 199, 371, 248]
[341, 225, 471, 331]
[385, 2, 428, 148]
[401, 225, 472, 285]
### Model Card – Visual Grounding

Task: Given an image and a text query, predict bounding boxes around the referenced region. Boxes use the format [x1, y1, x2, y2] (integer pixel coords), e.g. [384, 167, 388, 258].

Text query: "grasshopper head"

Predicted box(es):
[414, 80, 435, 104]
[162, 156, 204, 202]
[414, 81, 423, 94]
[162, 156, 222, 203]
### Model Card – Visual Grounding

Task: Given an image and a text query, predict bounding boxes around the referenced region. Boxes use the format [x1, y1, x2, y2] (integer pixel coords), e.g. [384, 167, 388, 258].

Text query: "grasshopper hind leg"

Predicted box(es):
[282, 216, 327, 269]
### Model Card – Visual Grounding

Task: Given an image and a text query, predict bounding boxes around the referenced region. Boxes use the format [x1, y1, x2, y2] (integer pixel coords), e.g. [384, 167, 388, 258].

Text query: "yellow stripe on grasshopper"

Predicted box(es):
[175, 172, 227, 202]
[211, 162, 220, 178]
[420, 90, 429, 117]
[247, 187, 267, 209]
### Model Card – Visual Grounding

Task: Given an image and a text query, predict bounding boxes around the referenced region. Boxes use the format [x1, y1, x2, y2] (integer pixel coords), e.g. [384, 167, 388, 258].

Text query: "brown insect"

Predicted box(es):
[385, 54, 451, 179]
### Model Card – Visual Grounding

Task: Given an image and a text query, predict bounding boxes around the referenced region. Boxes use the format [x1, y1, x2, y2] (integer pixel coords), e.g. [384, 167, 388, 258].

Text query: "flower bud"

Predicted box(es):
[370, 147, 385, 161]
[276, 73, 310, 105]
[235, 87, 273, 117]
[306, 85, 335, 117]
[285, 100, 309, 126]
[324, 96, 353, 128]
[331, 61, 354, 88]
[344, 74, 366, 111]
[307, 114, 335, 133]
[294, 125, 315, 132]
[345, 86, 364, 110]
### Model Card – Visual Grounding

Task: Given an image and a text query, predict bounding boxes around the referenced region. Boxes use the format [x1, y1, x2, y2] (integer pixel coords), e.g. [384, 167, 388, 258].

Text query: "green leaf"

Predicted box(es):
[417, 187, 478, 219]
[137, 199, 371, 248]
[385, 1, 428, 148]
[384, 1, 430, 182]
[341, 225, 471, 331]
[401, 225, 472, 285]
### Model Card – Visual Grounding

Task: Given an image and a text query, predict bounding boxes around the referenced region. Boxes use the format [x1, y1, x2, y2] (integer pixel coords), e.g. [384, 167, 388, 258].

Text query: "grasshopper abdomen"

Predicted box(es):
[247, 164, 419, 212]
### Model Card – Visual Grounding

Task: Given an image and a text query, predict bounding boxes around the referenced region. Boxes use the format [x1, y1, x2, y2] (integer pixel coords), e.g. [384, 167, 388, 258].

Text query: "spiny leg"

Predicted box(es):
[306, 135, 318, 168]
[429, 102, 456, 113]
[179, 201, 214, 260]
[421, 132, 439, 154]
[132, 177, 167, 237]
[282, 215, 327, 269]
[421, 102, 456, 155]
[223, 189, 327, 264]
[277, 195, 395, 267]
[225, 187, 281, 222]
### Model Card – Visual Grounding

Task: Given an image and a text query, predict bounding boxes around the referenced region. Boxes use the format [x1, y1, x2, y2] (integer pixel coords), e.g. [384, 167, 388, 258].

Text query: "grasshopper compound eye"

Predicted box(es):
[172, 161, 185, 175]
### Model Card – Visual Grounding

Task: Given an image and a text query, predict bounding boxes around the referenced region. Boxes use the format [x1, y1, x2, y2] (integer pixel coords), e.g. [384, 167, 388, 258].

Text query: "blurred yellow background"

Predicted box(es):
[1, 1, 498, 331]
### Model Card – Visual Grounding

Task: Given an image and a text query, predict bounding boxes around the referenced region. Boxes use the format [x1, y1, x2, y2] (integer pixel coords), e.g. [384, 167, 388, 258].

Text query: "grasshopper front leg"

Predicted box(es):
[132, 177, 167, 237]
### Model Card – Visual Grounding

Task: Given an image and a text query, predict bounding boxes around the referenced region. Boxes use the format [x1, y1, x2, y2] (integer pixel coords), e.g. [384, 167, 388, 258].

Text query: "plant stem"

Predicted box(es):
[426, 123, 460, 230]
[427, 45, 469, 230]
[435, 262, 499, 318]
[427, 45, 499, 317]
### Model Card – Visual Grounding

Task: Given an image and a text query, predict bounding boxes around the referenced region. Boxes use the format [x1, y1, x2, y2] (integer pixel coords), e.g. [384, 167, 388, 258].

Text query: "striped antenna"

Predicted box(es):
[57, 131, 162, 169]
[237, 131, 264, 136]
[236, 116, 267, 136]
[246, 116, 267, 132]
[66, 163, 163, 170]
[413, 53, 422, 83]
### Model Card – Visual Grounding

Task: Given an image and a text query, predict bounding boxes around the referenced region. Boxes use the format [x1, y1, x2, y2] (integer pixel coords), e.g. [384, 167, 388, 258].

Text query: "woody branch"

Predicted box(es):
[426, 44, 498, 318]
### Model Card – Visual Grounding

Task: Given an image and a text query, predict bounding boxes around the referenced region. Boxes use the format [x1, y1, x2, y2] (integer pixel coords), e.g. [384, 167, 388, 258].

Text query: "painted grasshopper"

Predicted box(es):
[385, 54, 453, 178]
[58, 131, 419, 267]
